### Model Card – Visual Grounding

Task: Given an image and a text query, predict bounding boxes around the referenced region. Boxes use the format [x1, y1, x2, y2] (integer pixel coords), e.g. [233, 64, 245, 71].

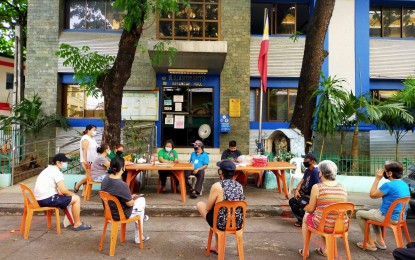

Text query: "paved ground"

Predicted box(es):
[0, 176, 413, 259]
[0, 216, 413, 259]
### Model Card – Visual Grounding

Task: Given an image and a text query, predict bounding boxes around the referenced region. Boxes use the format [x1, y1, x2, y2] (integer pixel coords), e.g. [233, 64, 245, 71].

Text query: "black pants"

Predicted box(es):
[185, 169, 205, 194]
[158, 170, 177, 186]
[288, 196, 309, 222]
[393, 242, 415, 260]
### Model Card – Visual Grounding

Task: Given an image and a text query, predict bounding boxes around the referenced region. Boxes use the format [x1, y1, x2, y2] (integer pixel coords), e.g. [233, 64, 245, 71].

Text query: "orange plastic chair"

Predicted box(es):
[157, 174, 177, 193]
[206, 201, 247, 260]
[19, 183, 61, 239]
[98, 191, 143, 256]
[83, 168, 101, 201]
[83, 162, 91, 170]
[363, 196, 411, 249]
[303, 202, 354, 260]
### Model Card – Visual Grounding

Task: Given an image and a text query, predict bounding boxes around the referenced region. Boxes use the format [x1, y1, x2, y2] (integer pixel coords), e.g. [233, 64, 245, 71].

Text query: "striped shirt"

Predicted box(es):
[312, 182, 348, 233]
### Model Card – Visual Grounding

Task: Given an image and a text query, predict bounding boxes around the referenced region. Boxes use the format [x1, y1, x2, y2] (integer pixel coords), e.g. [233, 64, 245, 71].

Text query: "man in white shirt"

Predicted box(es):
[34, 153, 91, 231]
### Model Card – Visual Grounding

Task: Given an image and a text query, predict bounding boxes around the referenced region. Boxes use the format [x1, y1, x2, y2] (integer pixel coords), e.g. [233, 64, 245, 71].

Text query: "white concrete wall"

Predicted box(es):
[328, 0, 355, 93]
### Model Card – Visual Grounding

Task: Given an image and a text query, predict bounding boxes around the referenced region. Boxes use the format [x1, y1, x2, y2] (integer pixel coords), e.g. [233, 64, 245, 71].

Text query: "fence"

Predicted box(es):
[320, 154, 414, 176]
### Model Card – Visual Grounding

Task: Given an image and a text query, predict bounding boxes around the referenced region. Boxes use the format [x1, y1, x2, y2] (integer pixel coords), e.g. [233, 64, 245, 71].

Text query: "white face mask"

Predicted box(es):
[61, 162, 68, 171]
[165, 147, 172, 152]
[107, 149, 111, 154]
[92, 130, 97, 136]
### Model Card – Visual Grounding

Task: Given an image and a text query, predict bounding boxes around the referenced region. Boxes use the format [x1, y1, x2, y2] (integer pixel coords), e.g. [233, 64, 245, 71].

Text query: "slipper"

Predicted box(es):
[294, 221, 302, 227]
[73, 182, 79, 193]
[135, 236, 150, 244]
[298, 249, 309, 258]
[357, 242, 377, 251]
[143, 215, 149, 222]
[190, 190, 197, 199]
[73, 222, 92, 231]
[206, 247, 218, 255]
[374, 241, 387, 250]
[314, 247, 327, 257]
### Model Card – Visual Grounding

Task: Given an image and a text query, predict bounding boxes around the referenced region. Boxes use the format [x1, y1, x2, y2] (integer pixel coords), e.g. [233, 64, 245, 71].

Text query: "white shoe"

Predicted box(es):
[135, 236, 150, 244]
[143, 215, 149, 222]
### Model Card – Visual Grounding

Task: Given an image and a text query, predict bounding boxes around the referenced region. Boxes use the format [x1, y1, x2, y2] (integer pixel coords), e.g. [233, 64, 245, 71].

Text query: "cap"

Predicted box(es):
[218, 160, 236, 171]
[53, 153, 71, 163]
[192, 140, 203, 146]
[302, 153, 318, 162]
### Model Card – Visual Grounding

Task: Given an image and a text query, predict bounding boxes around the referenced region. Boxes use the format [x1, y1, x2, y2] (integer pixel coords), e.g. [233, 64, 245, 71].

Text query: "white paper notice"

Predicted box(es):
[165, 116, 174, 125]
[175, 102, 182, 111]
[174, 115, 185, 129]
[173, 95, 184, 102]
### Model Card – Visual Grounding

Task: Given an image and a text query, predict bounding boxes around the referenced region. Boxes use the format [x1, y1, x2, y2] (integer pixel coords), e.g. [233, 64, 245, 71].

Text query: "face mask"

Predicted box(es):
[303, 162, 310, 168]
[116, 151, 123, 156]
[92, 130, 97, 136]
[61, 162, 68, 171]
[383, 170, 389, 179]
[194, 146, 199, 151]
[107, 149, 111, 155]
[165, 147, 172, 152]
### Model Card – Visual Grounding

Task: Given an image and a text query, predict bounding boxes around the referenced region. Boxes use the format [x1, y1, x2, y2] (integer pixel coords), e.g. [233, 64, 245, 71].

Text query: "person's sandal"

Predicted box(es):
[190, 190, 197, 199]
[357, 242, 377, 251]
[135, 236, 150, 244]
[73, 182, 79, 193]
[73, 222, 92, 231]
[294, 221, 302, 227]
[298, 249, 309, 258]
[314, 247, 327, 257]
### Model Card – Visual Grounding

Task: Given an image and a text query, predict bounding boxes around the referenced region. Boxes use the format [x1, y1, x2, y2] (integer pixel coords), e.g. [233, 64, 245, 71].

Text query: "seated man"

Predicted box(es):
[34, 153, 92, 231]
[288, 153, 320, 227]
[221, 140, 242, 162]
[185, 140, 209, 199]
[393, 242, 415, 259]
[196, 160, 245, 255]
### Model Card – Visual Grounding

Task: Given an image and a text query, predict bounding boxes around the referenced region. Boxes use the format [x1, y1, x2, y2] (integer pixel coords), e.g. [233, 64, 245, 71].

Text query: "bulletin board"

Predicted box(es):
[121, 91, 159, 121]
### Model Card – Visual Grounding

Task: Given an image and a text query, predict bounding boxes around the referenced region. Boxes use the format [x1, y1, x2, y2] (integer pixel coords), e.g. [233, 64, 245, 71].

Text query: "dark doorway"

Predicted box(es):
[161, 86, 214, 147]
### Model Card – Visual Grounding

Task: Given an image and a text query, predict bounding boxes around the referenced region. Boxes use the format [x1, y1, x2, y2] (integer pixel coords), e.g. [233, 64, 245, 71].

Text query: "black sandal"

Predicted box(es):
[73, 182, 79, 193]
[294, 221, 302, 227]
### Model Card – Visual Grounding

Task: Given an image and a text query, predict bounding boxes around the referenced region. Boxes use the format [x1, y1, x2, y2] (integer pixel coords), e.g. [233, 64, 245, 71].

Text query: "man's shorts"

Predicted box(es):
[37, 194, 72, 209]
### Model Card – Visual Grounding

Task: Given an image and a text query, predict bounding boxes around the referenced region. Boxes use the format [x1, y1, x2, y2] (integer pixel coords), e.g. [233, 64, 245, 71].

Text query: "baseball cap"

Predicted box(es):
[192, 140, 203, 146]
[53, 153, 71, 163]
[302, 153, 318, 162]
[218, 160, 236, 171]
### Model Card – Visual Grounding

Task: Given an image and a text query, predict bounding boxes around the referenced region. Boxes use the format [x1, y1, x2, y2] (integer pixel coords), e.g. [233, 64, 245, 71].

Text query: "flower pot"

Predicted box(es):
[0, 173, 11, 188]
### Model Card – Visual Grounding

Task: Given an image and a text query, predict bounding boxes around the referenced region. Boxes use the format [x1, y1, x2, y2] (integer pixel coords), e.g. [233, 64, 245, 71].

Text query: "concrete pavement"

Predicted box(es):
[0, 215, 413, 259]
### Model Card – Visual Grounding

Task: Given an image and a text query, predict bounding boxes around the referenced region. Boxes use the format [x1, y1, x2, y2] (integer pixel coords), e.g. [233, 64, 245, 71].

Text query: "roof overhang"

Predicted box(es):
[148, 40, 227, 75]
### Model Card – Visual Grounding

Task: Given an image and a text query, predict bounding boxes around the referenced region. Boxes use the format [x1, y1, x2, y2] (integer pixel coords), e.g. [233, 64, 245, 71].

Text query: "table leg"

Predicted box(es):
[126, 170, 139, 194]
[272, 170, 289, 199]
[172, 170, 186, 203]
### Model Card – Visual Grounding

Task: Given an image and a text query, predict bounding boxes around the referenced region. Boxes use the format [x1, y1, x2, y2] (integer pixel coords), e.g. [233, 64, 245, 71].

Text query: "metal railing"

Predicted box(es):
[320, 154, 414, 176]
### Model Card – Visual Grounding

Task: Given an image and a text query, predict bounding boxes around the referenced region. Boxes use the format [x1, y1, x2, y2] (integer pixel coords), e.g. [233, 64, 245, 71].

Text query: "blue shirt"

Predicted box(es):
[300, 167, 321, 196]
[189, 151, 209, 170]
[379, 180, 410, 221]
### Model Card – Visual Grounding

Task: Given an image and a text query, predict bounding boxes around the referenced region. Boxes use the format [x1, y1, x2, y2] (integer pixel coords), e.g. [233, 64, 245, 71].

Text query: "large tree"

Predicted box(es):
[0, 0, 27, 56]
[57, 0, 184, 148]
[289, 0, 336, 151]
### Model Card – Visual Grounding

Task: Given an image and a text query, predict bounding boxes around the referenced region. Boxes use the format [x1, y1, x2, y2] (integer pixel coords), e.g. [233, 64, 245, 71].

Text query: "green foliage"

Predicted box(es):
[312, 73, 348, 138]
[123, 121, 150, 155]
[55, 44, 115, 98]
[0, 94, 70, 138]
[0, 0, 27, 55]
[289, 31, 303, 43]
[152, 40, 178, 66]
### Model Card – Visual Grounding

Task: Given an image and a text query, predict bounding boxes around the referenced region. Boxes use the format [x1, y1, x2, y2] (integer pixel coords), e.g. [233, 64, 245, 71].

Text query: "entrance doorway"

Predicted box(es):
[161, 86, 213, 147]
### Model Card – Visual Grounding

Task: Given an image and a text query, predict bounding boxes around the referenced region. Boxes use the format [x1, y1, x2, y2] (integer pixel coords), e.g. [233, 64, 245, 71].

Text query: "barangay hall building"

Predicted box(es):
[25, 0, 415, 158]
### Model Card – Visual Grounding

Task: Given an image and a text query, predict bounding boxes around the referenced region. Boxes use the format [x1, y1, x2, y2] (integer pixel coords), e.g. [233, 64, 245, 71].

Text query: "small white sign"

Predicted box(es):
[174, 115, 185, 129]
[175, 102, 182, 111]
[173, 95, 183, 102]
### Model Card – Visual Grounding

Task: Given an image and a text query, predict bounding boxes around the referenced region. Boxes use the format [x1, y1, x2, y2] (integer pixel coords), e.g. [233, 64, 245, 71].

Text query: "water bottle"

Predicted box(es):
[151, 155, 155, 165]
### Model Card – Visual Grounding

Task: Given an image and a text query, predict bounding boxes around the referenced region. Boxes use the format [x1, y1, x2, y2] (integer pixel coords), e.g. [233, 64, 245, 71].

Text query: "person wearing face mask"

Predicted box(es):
[288, 153, 320, 227]
[157, 140, 179, 193]
[90, 143, 111, 182]
[356, 160, 410, 252]
[74, 124, 98, 193]
[185, 140, 210, 199]
[220, 140, 242, 162]
[34, 153, 92, 231]
[107, 143, 125, 160]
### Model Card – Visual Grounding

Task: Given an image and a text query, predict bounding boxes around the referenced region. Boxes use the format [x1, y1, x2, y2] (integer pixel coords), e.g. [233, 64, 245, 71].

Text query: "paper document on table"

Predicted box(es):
[155, 162, 174, 167]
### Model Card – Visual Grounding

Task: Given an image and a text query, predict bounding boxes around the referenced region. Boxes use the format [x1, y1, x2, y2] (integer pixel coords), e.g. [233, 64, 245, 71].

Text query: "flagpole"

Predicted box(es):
[258, 80, 263, 154]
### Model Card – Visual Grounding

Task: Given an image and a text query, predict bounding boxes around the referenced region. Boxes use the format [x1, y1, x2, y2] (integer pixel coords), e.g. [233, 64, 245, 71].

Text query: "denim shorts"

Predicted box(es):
[37, 194, 72, 209]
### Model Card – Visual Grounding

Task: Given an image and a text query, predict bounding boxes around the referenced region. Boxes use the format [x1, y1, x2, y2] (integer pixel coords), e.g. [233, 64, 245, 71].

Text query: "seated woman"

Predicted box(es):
[107, 143, 125, 160]
[196, 160, 245, 254]
[299, 160, 348, 258]
[356, 160, 410, 251]
[101, 157, 150, 244]
[158, 139, 179, 193]
[90, 143, 111, 182]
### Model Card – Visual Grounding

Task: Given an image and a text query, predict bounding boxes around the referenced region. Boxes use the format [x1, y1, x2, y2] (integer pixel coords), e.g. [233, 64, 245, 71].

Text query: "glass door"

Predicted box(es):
[161, 86, 213, 147]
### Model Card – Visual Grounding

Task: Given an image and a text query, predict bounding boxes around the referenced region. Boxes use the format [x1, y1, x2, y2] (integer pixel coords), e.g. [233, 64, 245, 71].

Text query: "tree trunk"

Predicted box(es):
[320, 135, 325, 161]
[290, 0, 336, 150]
[97, 24, 144, 148]
[351, 122, 359, 174]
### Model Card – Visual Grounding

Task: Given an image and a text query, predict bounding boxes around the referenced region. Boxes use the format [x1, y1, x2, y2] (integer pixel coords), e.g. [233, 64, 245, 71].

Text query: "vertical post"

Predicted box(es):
[257, 81, 263, 154]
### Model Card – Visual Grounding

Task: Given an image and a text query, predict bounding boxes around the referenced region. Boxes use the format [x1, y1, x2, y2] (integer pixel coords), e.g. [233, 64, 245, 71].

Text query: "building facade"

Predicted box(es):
[26, 0, 415, 157]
